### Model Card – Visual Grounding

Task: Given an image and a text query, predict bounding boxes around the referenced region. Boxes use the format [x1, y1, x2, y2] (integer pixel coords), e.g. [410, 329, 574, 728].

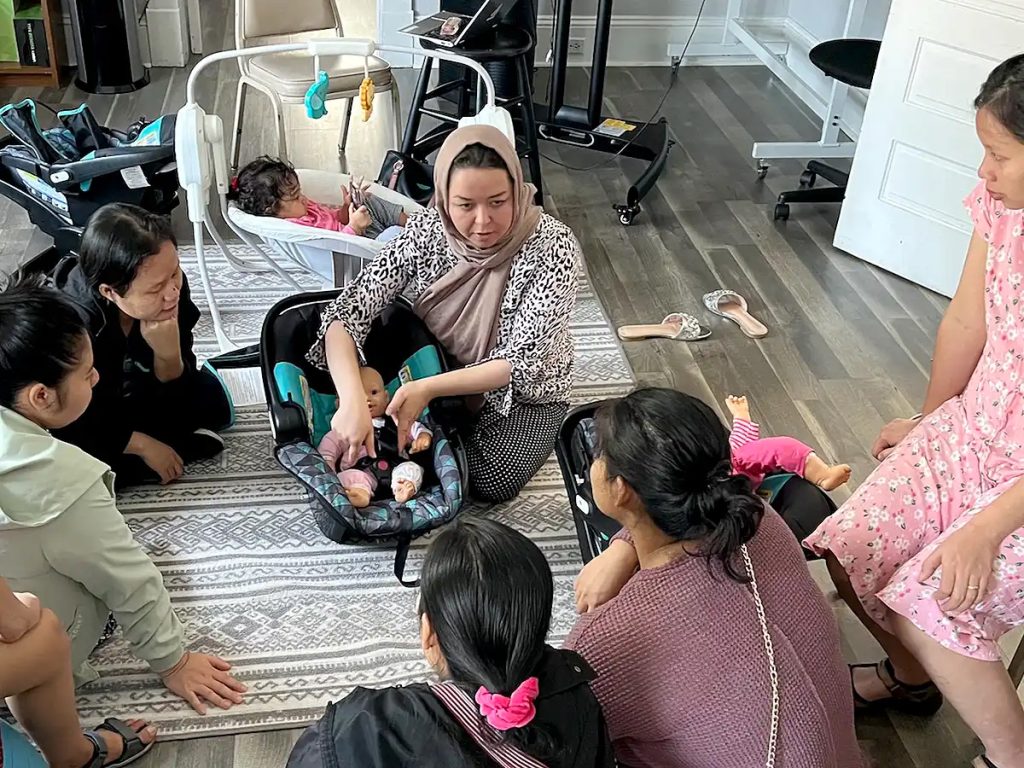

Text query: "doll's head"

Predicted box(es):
[360, 367, 389, 418]
[229, 156, 307, 219]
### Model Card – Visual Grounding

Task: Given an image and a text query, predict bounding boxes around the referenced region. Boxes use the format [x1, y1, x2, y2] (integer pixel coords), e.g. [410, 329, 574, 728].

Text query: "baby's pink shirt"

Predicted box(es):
[288, 200, 356, 235]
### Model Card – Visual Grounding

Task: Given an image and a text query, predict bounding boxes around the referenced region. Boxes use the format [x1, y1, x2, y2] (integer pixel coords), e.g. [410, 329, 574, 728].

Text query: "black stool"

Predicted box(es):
[773, 38, 881, 221]
[401, 24, 543, 203]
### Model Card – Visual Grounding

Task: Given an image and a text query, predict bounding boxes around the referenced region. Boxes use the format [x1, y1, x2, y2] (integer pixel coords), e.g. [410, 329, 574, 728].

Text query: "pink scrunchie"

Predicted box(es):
[474, 677, 540, 731]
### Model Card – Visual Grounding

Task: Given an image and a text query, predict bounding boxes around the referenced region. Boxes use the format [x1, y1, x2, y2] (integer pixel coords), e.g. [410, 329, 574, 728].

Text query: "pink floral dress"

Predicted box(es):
[805, 180, 1024, 660]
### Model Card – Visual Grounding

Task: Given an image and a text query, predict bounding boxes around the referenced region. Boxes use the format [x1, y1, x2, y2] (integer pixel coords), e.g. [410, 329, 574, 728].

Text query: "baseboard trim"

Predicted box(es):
[536, 14, 790, 68]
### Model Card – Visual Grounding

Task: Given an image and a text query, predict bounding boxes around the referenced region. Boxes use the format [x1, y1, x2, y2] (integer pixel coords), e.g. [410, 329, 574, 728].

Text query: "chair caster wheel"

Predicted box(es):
[756, 160, 769, 180]
[799, 170, 817, 188]
[615, 204, 640, 226]
[773, 203, 790, 221]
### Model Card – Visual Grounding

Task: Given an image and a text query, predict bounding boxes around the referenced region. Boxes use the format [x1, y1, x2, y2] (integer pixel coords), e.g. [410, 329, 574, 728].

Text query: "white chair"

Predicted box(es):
[231, 0, 401, 171]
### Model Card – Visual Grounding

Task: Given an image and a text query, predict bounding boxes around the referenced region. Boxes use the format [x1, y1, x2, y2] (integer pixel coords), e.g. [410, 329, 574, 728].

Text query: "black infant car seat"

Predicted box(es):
[260, 290, 470, 585]
[555, 402, 838, 563]
[0, 100, 178, 255]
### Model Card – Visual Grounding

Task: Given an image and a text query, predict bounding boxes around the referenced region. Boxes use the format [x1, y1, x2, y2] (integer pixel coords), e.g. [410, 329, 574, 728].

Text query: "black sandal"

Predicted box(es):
[973, 757, 1000, 768]
[80, 718, 155, 768]
[849, 659, 944, 716]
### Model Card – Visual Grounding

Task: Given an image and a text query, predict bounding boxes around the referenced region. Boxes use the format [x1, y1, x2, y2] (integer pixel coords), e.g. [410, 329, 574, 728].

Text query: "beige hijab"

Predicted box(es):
[413, 125, 542, 365]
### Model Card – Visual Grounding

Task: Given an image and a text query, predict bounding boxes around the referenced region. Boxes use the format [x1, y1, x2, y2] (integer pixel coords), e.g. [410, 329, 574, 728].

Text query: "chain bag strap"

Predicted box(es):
[741, 543, 780, 768]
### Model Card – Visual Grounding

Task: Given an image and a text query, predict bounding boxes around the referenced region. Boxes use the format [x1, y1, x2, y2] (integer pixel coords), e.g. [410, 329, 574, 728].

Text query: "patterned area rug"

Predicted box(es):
[75, 245, 635, 739]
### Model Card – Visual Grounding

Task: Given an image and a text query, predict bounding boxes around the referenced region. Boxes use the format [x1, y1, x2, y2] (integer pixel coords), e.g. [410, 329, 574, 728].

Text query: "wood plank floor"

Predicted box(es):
[1, 2, 1020, 765]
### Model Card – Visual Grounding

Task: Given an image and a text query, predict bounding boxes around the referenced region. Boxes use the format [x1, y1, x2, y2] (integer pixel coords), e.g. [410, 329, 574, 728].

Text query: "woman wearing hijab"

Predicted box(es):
[309, 126, 582, 502]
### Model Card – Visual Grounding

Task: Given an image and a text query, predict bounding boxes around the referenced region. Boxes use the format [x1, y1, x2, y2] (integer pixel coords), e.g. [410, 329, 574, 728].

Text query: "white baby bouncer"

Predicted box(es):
[175, 38, 515, 351]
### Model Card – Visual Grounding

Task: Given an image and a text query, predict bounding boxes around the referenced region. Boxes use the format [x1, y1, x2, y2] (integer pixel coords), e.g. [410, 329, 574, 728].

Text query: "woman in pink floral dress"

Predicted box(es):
[806, 55, 1024, 768]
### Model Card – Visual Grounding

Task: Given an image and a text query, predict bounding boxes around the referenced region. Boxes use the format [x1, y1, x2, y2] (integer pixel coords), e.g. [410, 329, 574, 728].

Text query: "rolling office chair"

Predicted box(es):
[773, 38, 881, 221]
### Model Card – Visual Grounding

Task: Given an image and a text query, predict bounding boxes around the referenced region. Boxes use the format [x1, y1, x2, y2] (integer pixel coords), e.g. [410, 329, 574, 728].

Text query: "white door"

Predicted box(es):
[834, 0, 1024, 297]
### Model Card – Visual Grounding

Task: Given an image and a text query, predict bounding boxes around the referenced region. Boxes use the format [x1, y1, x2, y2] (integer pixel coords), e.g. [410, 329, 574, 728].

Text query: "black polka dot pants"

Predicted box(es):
[466, 401, 568, 503]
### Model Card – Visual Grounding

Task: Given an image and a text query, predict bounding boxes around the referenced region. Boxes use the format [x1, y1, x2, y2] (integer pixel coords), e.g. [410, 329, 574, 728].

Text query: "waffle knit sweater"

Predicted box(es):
[564, 509, 862, 768]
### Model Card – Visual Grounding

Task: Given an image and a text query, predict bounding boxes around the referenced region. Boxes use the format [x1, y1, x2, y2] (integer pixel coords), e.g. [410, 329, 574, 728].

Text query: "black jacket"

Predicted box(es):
[52, 258, 202, 466]
[286, 648, 615, 768]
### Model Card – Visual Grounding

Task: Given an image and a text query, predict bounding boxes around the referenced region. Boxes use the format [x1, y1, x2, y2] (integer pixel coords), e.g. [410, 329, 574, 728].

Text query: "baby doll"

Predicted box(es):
[318, 367, 433, 508]
[725, 395, 851, 491]
[230, 156, 407, 243]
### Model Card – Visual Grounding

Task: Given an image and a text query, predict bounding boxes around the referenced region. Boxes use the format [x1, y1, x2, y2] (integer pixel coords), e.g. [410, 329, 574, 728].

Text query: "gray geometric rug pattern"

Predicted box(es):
[74, 244, 635, 739]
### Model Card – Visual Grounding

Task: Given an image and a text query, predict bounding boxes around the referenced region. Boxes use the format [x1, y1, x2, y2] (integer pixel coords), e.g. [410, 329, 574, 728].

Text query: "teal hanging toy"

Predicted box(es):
[305, 69, 330, 120]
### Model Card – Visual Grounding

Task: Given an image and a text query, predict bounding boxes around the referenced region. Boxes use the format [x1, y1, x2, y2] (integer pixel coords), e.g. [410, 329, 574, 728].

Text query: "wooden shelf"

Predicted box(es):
[0, 0, 65, 89]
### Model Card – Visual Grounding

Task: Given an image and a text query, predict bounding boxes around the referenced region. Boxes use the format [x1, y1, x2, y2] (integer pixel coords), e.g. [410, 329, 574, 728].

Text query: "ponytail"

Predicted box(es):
[419, 518, 559, 761]
[595, 388, 765, 582]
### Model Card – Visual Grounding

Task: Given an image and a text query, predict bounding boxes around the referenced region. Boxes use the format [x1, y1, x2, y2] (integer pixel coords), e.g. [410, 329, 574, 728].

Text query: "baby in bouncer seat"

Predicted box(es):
[318, 367, 434, 507]
[230, 156, 407, 242]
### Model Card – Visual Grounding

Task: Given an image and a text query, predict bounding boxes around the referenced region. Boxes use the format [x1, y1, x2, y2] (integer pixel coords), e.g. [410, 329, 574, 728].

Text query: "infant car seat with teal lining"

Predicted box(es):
[260, 291, 470, 586]
[0, 100, 178, 257]
[556, 403, 838, 563]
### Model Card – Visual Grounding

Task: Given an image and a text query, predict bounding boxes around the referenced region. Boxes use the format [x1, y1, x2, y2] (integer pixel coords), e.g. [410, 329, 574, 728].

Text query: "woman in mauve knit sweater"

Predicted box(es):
[563, 389, 862, 768]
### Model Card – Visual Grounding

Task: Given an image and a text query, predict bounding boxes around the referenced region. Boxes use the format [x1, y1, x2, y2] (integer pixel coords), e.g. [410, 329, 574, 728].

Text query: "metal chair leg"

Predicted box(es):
[516, 55, 543, 204]
[269, 92, 288, 163]
[338, 98, 353, 155]
[401, 58, 433, 157]
[457, 68, 472, 118]
[389, 81, 402, 153]
[230, 80, 248, 172]
[1010, 636, 1024, 688]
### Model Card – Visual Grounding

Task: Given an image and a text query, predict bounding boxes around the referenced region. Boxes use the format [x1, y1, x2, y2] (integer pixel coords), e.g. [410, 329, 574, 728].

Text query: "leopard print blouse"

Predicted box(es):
[308, 208, 582, 415]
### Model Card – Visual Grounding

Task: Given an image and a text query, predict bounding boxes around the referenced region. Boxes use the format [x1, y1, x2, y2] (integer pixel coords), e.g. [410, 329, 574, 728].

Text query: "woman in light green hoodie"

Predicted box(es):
[0, 278, 247, 720]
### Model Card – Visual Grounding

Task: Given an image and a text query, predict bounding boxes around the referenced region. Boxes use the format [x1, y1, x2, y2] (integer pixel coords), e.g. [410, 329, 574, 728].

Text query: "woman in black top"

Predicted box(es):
[287, 517, 614, 768]
[54, 204, 232, 487]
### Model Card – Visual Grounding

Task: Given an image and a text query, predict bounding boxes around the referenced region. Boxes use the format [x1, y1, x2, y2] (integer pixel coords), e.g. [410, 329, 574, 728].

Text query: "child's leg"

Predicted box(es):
[724, 396, 760, 452]
[735, 436, 851, 491]
[2, 609, 158, 767]
[803, 452, 852, 491]
[732, 436, 813, 490]
[729, 418, 761, 453]
[757, 436, 814, 475]
[339, 469, 377, 508]
[375, 225, 404, 243]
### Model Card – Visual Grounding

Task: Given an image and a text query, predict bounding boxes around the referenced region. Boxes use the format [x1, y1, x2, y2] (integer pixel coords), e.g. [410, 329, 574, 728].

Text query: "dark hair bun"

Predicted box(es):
[700, 475, 765, 580]
[595, 388, 766, 582]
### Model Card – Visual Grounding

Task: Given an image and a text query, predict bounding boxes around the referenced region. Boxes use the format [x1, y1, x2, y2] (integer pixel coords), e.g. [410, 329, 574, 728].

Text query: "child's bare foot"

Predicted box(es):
[804, 453, 851, 491]
[725, 395, 750, 422]
[345, 487, 371, 508]
[817, 464, 852, 491]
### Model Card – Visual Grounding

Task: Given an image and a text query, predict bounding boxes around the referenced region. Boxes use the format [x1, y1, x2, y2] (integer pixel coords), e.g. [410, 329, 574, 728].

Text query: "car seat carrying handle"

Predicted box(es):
[48, 147, 174, 191]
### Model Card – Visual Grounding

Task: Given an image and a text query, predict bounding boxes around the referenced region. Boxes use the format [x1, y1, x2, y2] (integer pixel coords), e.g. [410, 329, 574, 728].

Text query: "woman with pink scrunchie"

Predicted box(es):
[286, 517, 614, 768]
